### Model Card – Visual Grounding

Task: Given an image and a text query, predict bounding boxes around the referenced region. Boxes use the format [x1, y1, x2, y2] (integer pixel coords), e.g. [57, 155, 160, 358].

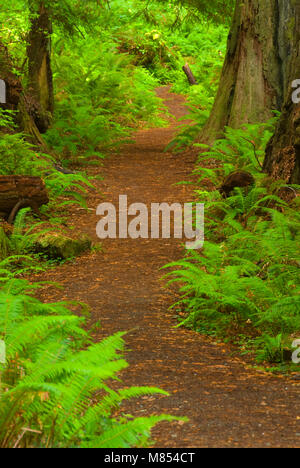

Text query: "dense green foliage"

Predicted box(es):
[0, 0, 227, 210]
[1, 0, 212, 447]
[0, 109, 93, 211]
[0, 214, 184, 447]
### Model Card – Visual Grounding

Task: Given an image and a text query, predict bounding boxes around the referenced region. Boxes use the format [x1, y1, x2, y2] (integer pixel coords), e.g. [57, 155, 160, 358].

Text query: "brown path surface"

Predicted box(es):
[38, 87, 300, 448]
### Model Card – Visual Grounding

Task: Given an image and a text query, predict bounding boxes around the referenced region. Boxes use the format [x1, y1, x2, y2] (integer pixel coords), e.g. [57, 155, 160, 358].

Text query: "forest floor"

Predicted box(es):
[36, 87, 300, 448]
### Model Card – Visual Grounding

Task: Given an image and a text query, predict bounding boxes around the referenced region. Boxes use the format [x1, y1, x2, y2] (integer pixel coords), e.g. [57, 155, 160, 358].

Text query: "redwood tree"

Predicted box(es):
[200, 0, 288, 141]
[0, 41, 45, 146]
[200, 0, 300, 183]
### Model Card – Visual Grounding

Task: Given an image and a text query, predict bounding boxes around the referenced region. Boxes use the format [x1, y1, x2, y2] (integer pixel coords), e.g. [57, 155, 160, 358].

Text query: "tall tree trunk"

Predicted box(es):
[263, 1, 300, 184]
[0, 44, 22, 111]
[27, 1, 54, 133]
[201, 0, 286, 142]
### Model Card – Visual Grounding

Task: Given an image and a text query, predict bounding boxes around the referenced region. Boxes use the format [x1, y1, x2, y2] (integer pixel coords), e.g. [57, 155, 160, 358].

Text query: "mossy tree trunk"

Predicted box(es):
[27, 1, 54, 133]
[263, 1, 300, 184]
[201, 0, 287, 142]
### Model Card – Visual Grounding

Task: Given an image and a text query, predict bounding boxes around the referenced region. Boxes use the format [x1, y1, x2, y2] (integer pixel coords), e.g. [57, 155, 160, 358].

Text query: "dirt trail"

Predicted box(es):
[38, 87, 299, 448]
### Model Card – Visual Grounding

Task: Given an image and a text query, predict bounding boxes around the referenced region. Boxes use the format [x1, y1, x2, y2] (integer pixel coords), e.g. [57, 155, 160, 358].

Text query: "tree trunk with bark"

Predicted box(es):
[263, 1, 300, 184]
[201, 0, 286, 142]
[0, 42, 47, 147]
[0, 176, 49, 223]
[27, 2, 54, 133]
[182, 64, 198, 85]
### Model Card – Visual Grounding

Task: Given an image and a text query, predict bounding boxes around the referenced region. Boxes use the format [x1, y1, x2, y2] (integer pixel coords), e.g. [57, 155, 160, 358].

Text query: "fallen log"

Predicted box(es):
[0, 175, 49, 223]
[33, 233, 92, 260]
[182, 63, 198, 85]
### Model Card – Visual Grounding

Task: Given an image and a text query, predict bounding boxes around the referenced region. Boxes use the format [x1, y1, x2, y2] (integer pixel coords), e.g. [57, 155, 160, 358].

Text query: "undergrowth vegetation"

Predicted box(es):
[0, 0, 228, 167]
[46, 39, 164, 162]
[0, 273, 183, 448]
[0, 108, 94, 213]
[43, 0, 227, 162]
[165, 119, 300, 369]
[2, 0, 298, 450]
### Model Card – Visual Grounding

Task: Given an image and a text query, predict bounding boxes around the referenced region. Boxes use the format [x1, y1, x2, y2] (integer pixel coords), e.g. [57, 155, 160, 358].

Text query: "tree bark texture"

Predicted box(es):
[201, 0, 286, 141]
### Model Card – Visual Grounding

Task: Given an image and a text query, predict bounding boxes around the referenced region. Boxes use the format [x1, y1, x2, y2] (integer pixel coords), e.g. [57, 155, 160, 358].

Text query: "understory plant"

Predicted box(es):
[45, 37, 165, 163]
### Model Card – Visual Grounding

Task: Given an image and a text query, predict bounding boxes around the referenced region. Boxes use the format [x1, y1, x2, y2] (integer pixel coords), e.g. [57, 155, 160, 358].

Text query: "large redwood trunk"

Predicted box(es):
[0, 44, 23, 111]
[27, 1, 54, 133]
[263, 2, 300, 184]
[0, 42, 46, 147]
[200, 0, 286, 142]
